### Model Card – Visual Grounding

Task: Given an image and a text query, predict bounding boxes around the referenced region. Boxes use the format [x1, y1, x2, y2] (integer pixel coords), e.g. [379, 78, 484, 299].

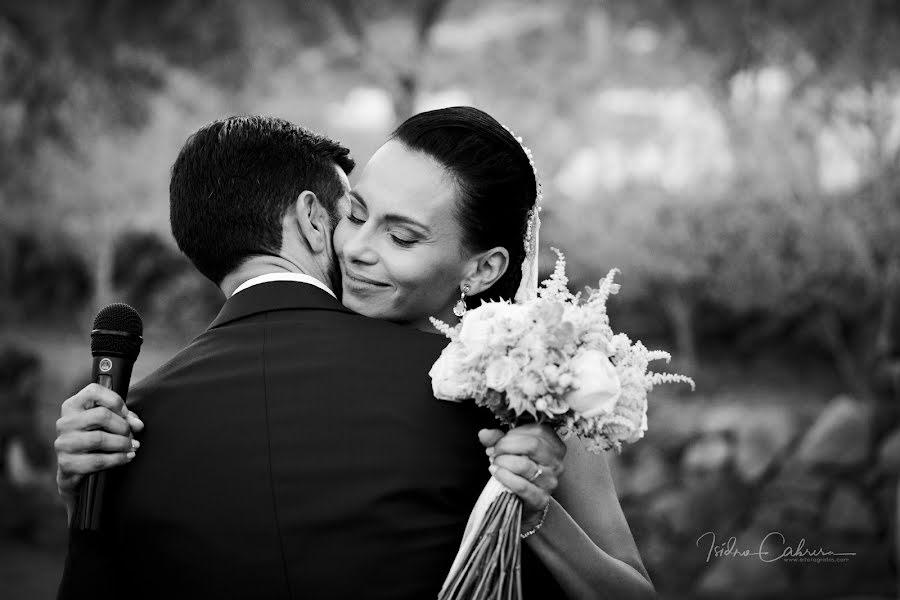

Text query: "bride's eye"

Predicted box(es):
[346, 195, 367, 225]
[390, 235, 417, 248]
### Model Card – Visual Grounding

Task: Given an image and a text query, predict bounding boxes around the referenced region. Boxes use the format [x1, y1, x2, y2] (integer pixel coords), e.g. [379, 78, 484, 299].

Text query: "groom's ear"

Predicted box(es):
[293, 190, 330, 254]
[465, 247, 510, 297]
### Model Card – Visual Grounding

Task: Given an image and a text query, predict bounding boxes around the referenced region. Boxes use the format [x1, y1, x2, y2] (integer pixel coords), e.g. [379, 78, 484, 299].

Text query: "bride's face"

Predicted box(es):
[333, 140, 471, 328]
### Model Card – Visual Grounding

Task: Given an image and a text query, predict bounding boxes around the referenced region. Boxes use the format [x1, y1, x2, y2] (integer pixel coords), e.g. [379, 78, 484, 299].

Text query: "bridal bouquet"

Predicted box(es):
[430, 249, 693, 600]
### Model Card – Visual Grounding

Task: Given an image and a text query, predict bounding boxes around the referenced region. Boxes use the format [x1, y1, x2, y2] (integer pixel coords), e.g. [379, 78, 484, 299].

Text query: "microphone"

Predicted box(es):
[73, 303, 143, 531]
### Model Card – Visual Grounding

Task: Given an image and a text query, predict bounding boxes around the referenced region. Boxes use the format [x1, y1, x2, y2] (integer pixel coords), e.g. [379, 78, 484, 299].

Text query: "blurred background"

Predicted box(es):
[1, 0, 898, 598]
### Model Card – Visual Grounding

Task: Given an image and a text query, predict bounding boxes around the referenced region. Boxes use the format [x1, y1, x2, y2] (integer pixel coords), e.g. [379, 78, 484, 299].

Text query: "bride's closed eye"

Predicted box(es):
[346, 194, 419, 248]
[390, 234, 417, 248]
[347, 215, 418, 248]
[346, 195, 367, 225]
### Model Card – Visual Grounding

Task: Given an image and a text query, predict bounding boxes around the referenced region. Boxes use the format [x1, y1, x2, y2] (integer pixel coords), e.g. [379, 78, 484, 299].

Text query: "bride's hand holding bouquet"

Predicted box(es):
[479, 424, 566, 527]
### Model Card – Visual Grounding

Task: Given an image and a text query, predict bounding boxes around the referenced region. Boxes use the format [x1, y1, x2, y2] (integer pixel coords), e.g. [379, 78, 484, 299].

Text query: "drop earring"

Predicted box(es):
[453, 284, 471, 318]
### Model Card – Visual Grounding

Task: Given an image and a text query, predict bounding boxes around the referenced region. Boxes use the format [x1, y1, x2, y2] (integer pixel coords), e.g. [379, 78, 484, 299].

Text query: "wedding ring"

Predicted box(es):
[529, 467, 543, 482]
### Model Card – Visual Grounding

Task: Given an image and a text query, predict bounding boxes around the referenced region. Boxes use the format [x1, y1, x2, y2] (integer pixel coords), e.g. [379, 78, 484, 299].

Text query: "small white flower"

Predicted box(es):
[542, 364, 561, 383]
[518, 371, 548, 398]
[485, 356, 518, 391]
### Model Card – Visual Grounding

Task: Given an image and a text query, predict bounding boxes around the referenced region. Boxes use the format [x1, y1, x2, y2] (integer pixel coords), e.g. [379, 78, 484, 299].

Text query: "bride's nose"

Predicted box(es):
[342, 227, 378, 265]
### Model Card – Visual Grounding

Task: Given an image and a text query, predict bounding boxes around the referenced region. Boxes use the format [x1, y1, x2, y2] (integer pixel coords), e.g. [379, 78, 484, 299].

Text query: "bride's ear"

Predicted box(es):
[465, 247, 510, 297]
[293, 190, 329, 254]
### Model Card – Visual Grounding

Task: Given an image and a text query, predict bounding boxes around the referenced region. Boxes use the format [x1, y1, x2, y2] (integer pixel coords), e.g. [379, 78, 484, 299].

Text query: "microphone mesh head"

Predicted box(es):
[91, 303, 143, 359]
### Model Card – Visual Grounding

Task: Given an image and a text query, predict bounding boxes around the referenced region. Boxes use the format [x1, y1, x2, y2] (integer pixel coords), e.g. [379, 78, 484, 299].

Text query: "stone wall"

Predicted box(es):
[614, 395, 899, 599]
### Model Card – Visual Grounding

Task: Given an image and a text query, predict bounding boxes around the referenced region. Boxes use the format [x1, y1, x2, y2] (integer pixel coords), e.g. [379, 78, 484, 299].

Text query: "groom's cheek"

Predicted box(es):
[336, 194, 352, 219]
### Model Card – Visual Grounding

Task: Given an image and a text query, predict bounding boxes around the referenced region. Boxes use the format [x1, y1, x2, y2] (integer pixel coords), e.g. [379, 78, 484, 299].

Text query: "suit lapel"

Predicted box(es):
[208, 281, 354, 330]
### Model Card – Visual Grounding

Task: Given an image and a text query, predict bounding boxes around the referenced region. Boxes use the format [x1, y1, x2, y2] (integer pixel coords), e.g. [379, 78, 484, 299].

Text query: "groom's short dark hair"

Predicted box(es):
[169, 116, 354, 285]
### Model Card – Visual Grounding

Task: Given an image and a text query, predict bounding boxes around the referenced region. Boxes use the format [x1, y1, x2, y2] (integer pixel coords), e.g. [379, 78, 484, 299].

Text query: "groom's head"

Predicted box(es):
[169, 116, 354, 286]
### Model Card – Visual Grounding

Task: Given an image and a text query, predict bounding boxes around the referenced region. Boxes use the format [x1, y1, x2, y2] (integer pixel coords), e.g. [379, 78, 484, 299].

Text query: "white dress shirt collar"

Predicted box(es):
[231, 272, 336, 299]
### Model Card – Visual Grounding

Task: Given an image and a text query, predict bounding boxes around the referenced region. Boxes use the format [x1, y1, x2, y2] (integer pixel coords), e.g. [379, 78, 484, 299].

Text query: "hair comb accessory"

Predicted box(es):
[501, 125, 543, 258]
[502, 125, 542, 303]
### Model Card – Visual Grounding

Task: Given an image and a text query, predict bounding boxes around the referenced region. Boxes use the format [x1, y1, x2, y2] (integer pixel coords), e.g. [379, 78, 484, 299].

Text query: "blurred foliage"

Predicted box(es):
[0, 0, 247, 192]
[617, 0, 900, 80]
[0, 0, 450, 193]
[112, 230, 223, 332]
[0, 223, 92, 321]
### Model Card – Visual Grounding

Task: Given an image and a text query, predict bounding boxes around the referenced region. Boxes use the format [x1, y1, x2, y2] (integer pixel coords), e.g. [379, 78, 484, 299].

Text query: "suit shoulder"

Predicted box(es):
[128, 326, 244, 402]
[341, 310, 445, 341]
[331, 312, 449, 358]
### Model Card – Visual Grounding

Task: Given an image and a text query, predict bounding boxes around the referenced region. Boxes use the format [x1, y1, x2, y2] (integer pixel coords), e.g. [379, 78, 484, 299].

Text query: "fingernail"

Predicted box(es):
[488, 465, 498, 475]
[485, 447, 495, 457]
[126, 451, 136, 460]
[132, 439, 141, 450]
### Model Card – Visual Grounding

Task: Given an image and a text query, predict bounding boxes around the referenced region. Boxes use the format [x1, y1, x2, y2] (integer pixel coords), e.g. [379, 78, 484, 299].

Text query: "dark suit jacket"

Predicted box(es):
[58, 281, 493, 599]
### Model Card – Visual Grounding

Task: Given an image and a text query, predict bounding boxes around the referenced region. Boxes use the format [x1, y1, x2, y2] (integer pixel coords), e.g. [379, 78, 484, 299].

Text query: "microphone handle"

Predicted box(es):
[72, 354, 135, 531]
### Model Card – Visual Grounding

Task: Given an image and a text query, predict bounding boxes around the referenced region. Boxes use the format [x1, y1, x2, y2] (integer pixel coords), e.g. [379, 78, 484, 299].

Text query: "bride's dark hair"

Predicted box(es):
[390, 106, 537, 307]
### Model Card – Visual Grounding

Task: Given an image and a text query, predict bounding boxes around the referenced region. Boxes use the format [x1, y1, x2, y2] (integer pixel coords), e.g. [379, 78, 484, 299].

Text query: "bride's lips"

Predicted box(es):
[343, 269, 390, 289]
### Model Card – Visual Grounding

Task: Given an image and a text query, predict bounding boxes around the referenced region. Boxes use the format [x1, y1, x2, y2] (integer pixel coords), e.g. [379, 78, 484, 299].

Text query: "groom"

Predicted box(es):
[56, 116, 504, 599]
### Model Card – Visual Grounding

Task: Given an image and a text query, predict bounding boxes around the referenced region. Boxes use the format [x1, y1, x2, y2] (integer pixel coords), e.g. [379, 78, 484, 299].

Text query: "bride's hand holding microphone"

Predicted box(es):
[55, 383, 144, 515]
[478, 424, 567, 534]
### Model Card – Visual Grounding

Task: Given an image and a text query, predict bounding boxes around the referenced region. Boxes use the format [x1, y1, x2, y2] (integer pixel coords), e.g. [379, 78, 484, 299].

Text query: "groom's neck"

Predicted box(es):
[220, 255, 320, 297]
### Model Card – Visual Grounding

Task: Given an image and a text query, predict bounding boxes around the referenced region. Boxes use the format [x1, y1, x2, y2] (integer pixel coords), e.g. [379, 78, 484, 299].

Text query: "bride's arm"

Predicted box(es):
[525, 438, 656, 600]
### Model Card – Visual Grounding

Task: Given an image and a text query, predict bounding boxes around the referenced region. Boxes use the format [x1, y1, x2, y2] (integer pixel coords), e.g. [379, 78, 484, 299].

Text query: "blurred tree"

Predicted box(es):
[589, 0, 900, 396]
[112, 230, 223, 332]
[268, 0, 453, 121]
[699, 196, 881, 397]
[0, 0, 248, 313]
[0, 222, 92, 321]
[0, 0, 246, 187]
[604, 0, 900, 91]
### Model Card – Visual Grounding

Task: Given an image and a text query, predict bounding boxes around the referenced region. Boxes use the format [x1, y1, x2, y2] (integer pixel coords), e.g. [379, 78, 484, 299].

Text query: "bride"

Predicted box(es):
[55, 107, 656, 599]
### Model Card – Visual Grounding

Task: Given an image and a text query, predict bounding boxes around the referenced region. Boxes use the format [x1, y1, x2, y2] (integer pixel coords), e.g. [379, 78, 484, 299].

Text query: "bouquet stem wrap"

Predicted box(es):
[439, 477, 523, 600]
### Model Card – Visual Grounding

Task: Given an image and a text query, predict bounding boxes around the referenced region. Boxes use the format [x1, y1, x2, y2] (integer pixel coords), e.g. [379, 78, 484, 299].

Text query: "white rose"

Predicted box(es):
[485, 356, 518, 391]
[564, 349, 622, 418]
[429, 344, 475, 400]
[458, 303, 502, 346]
